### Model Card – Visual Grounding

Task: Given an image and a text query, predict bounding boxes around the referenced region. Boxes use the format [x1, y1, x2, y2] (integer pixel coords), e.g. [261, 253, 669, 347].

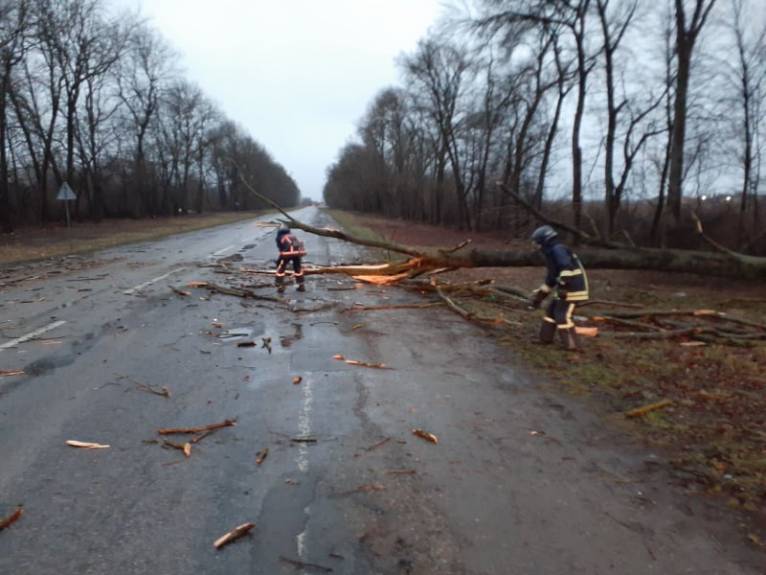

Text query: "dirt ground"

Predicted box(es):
[0, 212, 267, 265]
[331, 210, 766, 536]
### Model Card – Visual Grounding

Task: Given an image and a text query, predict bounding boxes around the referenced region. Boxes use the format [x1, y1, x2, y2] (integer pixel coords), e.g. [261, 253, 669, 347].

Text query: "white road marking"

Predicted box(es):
[210, 245, 236, 257]
[0, 320, 67, 351]
[296, 378, 313, 473]
[295, 377, 313, 564]
[123, 268, 187, 295]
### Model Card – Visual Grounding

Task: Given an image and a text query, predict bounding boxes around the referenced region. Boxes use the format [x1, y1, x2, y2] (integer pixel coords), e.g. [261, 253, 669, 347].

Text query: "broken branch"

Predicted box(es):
[214, 522, 255, 549]
[158, 418, 236, 435]
[0, 507, 23, 530]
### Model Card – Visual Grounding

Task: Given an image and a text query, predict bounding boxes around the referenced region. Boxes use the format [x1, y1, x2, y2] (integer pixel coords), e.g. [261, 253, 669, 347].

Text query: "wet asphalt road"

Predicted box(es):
[0, 206, 764, 574]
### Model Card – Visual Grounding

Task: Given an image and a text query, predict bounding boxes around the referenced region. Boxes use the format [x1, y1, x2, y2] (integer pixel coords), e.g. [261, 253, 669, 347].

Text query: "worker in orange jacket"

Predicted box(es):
[275, 225, 306, 293]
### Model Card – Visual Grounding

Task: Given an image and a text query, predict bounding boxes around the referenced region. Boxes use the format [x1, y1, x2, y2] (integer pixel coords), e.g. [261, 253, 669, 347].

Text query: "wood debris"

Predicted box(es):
[237, 341, 256, 348]
[0, 507, 23, 531]
[412, 429, 438, 444]
[134, 381, 171, 399]
[364, 437, 391, 452]
[355, 483, 385, 493]
[190, 430, 215, 444]
[188, 281, 208, 288]
[256, 448, 269, 464]
[162, 440, 192, 457]
[625, 399, 673, 419]
[66, 440, 110, 449]
[169, 285, 191, 297]
[333, 355, 390, 369]
[290, 436, 317, 443]
[158, 418, 236, 435]
[213, 522, 255, 549]
[261, 337, 272, 353]
[292, 376, 303, 385]
[385, 469, 417, 476]
[343, 359, 390, 369]
[279, 556, 334, 573]
[0, 369, 25, 377]
[575, 326, 599, 337]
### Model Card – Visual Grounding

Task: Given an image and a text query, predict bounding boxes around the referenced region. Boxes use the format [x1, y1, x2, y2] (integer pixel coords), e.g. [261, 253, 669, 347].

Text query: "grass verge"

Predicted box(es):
[0, 211, 271, 265]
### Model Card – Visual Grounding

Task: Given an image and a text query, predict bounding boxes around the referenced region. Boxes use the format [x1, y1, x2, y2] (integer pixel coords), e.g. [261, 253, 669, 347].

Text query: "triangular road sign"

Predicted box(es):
[57, 182, 77, 201]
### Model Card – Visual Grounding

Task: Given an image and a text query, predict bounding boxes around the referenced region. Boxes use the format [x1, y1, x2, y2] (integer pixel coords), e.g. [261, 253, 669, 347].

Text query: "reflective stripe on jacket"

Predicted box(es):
[541, 241, 589, 302]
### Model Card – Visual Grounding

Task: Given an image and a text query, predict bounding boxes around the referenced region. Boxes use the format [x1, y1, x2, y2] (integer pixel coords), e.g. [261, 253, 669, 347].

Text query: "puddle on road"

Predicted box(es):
[280, 323, 303, 348]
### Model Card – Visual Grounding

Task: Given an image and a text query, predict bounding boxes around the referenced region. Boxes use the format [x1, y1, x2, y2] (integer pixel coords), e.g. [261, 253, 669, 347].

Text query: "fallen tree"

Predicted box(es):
[238, 172, 766, 280]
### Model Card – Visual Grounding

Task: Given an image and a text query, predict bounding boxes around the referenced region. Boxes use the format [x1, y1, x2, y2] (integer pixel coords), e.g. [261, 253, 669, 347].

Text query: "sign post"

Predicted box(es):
[56, 182, 77, 228]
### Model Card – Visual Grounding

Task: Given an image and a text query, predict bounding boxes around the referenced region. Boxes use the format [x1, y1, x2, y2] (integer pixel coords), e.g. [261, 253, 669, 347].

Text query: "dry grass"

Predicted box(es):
[0, 212, 269, 265]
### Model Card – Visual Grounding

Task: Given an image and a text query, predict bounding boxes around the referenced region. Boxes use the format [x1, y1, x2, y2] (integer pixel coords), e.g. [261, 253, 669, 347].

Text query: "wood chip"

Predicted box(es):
[188, 281, 208, 288]
[0, 507, 23, 530]
[66, 440, 110, 449]
[0, 369, 24, 377]
[412, 429, 438, 444]
[213, 522, 255, 549]
[256, 448, 269, 464]
[575, 326, 599, 337]
[333, 354, 345, 360]
[680, 341, 707, 347]
[292, 376, 303, 385]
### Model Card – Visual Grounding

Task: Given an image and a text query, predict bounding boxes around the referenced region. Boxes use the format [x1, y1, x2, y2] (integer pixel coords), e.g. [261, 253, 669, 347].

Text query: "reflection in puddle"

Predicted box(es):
[280, 323, 303, 348]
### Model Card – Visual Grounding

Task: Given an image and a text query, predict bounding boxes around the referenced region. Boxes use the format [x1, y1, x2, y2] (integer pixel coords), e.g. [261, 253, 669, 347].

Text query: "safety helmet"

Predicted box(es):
[531, 225, 558, 245]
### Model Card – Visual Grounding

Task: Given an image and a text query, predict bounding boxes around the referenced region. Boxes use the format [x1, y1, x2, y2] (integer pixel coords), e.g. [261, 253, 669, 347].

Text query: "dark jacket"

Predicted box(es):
[541, 240, 589, 302]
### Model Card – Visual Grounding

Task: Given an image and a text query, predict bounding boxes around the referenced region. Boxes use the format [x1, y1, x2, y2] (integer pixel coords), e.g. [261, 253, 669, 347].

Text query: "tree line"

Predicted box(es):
[323, 0, 765, 253]
[0, 0, 300, 233]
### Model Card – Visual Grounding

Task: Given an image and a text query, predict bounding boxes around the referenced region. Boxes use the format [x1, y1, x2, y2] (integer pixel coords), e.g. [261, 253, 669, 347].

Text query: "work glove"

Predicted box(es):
[530, 288, 547, 309]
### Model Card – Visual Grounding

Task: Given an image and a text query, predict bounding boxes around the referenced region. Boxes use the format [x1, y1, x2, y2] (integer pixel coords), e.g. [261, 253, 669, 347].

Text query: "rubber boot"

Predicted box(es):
[296, 282, 306, 292]
[538, 320, 556, 344]
[558, 327, 579, 351]
[276, 276, 285, 294]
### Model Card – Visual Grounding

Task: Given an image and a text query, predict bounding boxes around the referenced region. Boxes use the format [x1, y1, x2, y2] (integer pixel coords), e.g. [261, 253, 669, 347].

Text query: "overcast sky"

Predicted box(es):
[115, 1, 444, 200]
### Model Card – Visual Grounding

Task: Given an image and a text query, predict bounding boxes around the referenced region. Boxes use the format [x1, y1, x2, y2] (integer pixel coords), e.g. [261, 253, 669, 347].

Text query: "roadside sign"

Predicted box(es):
[56, 182, 76, 227]
[57, 182, 77, 201]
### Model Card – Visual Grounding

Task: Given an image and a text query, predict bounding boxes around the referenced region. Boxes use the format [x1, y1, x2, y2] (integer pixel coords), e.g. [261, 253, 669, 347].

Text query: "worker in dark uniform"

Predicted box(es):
[275, 225, 306, 293]
[530, 225, 589, 350]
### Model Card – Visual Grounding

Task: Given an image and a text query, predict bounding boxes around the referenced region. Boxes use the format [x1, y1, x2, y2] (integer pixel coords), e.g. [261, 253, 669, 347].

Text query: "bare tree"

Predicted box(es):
[404, 39, 474, 230]
[666, 0, 718, 224]
[0, 0, 30, 232]
[721, 0, 766, 245]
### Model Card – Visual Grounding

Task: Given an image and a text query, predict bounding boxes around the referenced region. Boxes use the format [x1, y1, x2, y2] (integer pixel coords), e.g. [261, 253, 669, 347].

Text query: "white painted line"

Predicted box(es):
[295, 377, 313, 563]
[296, 378, 313, 473]
[210, 245, 235, 257]
[124, 267, 187, 295]
[0, 320, 67, 351]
